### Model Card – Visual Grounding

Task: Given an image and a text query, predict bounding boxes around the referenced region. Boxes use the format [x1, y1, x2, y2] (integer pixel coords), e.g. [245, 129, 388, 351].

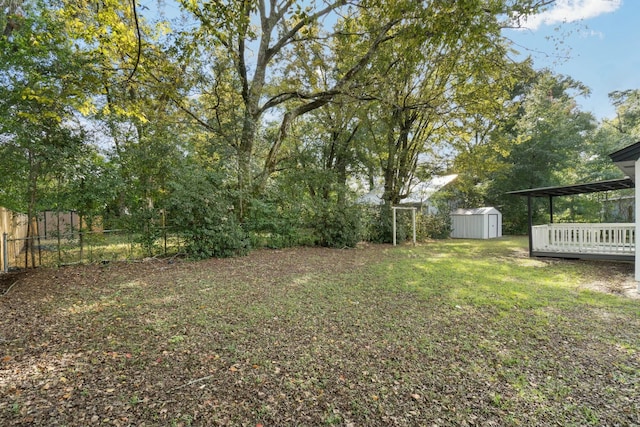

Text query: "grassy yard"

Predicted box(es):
[0, 236, 638, 426]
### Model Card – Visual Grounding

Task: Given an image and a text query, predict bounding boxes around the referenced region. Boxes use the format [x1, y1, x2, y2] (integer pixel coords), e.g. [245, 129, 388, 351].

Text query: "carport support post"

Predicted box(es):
[527, 196, 533, 257]
[635, 160, 640, 291]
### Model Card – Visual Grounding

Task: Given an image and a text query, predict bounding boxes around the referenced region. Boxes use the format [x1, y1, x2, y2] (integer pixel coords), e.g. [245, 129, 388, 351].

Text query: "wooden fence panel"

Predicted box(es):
[38, 210, 80, 238]
[0, 207, 29, 271]
[2, 208, 106, 271]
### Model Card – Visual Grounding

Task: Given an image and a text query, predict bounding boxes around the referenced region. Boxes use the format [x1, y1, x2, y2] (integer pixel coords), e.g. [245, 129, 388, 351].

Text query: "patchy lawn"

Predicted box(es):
[1, 237, 638, 426]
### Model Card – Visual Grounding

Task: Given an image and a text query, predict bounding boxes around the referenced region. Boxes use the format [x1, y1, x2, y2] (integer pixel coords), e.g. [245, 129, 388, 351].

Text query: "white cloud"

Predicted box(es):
[521, 0, 621, 30]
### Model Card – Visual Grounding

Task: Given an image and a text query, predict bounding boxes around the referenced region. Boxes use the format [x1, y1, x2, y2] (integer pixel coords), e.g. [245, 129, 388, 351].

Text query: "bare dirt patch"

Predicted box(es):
[507, 246, 639, 299]
[0, 271, 29, 297]
[573, 259, 639, 299]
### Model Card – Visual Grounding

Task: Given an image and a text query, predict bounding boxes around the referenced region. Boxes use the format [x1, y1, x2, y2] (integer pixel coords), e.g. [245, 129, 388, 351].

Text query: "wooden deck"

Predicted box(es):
[531, 223, 635, 261]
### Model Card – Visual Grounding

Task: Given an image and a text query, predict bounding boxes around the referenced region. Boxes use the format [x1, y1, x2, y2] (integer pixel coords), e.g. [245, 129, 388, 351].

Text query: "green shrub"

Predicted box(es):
[128, 206, 164, 256]
[245, 197, 312, 249]
[311, 201, 362, 248]
[416, 212, 451, 240]
[362, 204, 406, 244]
[166, 167, 249, 259]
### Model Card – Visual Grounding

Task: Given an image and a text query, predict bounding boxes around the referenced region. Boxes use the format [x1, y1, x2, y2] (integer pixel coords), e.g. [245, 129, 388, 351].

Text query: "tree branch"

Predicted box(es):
[238, 0, 252, 103]
[263, 0, 347, 66]
[260, 18, 402, 178]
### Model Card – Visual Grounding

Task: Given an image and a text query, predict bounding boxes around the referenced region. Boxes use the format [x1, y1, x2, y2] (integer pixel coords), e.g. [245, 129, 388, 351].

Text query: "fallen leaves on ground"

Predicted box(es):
[0, 243, 638, 426]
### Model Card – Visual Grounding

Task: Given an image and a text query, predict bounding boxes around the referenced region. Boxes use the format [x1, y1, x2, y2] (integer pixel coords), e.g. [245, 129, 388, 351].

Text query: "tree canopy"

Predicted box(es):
[1, 0, 637, 255]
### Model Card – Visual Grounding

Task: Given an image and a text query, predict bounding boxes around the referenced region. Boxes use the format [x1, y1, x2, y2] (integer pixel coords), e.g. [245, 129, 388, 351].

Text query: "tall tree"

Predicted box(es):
[448, 60, 536, 207]
[177, 0, 349, 216]
[0, 0, 97, 265]
[60, 0, 193, 238]
[174, 0, 551, 217]
[488, 71, 596, 232]
[351, 1, 537, 207]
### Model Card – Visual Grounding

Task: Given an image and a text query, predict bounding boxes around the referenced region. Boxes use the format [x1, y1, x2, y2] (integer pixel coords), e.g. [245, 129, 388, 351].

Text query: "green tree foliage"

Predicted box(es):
[167, 164, 249, 258]
[59, 148, 118, 231]
[176, 0, 352, 214]
[0, 0, 99, 264]
[576, 90, 640, 223]
[56, 0, 198, 249]
[607, 89, 640, 138]
[245, 114, 365, 249]
[445, 60, 536, 209]
[584, 90, 640, 181]
[446, 74, 640, 233]
[6, 0, 637, 260]
[321, 1, 543, 242]
[174, 1, 549, 214]
[484, 71, 596, 233]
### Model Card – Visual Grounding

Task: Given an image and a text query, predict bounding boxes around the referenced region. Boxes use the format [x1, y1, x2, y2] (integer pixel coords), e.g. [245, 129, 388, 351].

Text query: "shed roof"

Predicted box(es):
[357, 174, 457, 205]
[402, 174, 458, 204]
[452, 207, 500, 215]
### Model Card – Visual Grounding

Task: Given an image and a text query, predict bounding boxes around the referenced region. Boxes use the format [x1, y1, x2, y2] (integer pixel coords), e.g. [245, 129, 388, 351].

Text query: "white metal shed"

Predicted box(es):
[451, 207, 502, 239]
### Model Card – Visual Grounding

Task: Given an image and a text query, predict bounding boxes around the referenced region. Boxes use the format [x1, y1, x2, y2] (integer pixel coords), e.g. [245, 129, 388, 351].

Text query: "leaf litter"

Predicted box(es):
[0, 243, 638, 426]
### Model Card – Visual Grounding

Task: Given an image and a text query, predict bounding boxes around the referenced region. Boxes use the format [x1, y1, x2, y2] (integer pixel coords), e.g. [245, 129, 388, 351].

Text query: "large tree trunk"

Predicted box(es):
[236, 90, 262, 220]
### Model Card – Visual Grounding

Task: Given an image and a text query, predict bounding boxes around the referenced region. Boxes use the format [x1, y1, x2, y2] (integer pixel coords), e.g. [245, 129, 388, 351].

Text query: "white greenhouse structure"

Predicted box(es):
[451, 207, 502, 239]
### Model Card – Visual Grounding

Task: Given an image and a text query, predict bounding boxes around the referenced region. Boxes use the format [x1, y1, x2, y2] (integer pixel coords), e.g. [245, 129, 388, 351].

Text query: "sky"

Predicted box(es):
[504, 0, 640, 120]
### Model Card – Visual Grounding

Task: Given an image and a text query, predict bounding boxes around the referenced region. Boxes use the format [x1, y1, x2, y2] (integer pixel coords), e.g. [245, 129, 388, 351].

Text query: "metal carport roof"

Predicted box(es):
[506, 177, 634, 198]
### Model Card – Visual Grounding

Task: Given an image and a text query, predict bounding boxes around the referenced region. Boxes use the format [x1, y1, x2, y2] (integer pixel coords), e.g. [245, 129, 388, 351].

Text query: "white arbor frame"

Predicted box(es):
[392, 206, 417, 246]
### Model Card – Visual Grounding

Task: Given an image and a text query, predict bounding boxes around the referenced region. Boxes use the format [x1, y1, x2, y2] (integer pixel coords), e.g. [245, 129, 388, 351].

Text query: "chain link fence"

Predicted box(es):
[2, 228, 183, 272]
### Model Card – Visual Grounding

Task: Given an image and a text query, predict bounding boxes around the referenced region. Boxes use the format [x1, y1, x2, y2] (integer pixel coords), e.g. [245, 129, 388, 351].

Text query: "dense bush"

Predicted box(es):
[166, 167, 249, 259]
[362, 204, 405, 244]
[245, 197, 314, 249]
[416, 212, 451, 240]
[127, 207, 165, 256]
[311, 200, 362, 248]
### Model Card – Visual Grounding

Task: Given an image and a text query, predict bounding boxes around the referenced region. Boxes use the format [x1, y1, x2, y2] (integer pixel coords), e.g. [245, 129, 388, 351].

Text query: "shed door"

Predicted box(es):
[488, 214, 498, 238]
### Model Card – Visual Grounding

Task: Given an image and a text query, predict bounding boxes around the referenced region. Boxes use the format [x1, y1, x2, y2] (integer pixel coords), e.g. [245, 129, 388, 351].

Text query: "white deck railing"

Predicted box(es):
[532, 223, 635, 255]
